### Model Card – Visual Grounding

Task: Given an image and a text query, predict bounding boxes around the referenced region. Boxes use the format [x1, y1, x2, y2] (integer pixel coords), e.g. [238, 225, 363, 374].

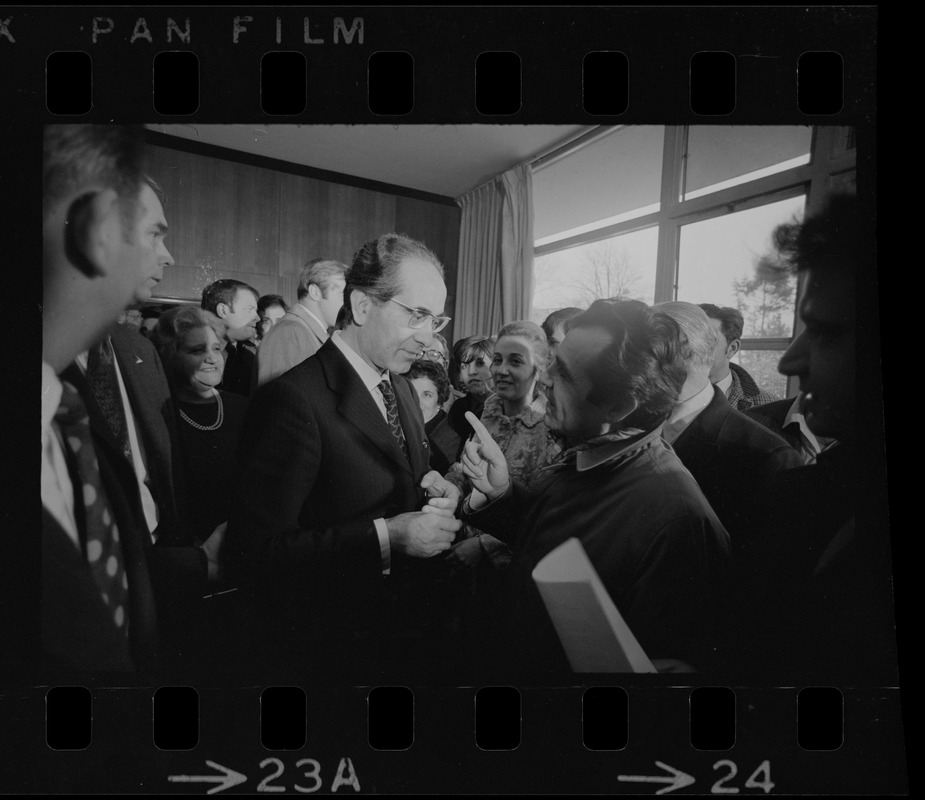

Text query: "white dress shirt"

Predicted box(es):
[784, 395, 832, 464]
[42, 361, 79, 548]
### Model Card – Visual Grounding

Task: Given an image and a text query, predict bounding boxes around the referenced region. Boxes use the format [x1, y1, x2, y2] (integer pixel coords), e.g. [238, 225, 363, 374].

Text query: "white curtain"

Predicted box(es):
[454, 165, 534, 338]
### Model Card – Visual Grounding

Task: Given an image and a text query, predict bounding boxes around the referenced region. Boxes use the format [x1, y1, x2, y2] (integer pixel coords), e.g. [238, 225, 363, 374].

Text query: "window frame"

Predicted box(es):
[532, 125, 857, 397]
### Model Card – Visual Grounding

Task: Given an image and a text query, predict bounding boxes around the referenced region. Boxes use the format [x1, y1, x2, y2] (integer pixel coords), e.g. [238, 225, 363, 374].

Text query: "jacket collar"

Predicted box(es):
[542, 425, 662, 473]
[672, 386, 733, 449]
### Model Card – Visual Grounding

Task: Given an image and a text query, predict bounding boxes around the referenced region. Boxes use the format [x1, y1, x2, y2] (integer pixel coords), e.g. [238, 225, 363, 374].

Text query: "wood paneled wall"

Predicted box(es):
[146, 143, 461, 342]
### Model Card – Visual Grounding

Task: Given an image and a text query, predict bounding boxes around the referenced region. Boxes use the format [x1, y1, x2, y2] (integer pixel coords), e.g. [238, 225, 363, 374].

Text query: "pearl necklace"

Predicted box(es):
[179, 389, 224, 431]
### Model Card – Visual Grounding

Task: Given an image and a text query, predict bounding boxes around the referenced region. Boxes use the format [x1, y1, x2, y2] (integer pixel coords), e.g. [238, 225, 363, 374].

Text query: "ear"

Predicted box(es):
[63, 188, 122, 279]
[727, 339, 741, 359]
[215, 302, 230, 320]
[307, 283, 323, 302]
[350, 289, 370, 325]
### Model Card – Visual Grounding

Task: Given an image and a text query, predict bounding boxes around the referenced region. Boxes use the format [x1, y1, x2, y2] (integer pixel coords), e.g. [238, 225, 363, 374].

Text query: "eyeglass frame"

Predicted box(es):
[389, 297, 451, 332]
[421, 348, 449, 364]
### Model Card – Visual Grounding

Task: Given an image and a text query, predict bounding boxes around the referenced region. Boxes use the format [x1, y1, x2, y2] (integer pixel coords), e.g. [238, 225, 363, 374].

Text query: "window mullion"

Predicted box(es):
[654, 126, 686, 302]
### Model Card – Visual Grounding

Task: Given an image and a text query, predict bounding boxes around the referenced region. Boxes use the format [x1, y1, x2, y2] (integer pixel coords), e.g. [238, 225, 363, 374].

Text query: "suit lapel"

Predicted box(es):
[109, 328, 164, 457]
[319, 341, 413, 474]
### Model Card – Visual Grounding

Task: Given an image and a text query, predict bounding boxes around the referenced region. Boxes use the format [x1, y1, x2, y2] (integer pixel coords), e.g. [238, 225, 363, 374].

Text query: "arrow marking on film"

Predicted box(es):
[168, 760, 248, 794]
[617, 761, 696, 795]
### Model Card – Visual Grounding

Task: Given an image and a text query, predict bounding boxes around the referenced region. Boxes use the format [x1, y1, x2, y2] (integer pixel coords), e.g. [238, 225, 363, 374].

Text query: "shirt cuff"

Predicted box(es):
[374, 518, 391, 575]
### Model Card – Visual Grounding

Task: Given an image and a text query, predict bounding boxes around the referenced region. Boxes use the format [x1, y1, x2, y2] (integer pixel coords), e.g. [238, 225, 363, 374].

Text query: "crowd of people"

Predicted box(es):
[40, 124, 892, 684]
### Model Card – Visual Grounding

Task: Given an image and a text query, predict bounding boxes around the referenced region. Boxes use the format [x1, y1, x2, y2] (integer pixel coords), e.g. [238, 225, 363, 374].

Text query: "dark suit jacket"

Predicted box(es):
[221, 340, 257, 397]
[671, 387, 802, 561]
[108, 325, 188, 544]
[742, 396, 801, 451]
[42, 508, 136, 673]
[62, 327, 206, 666]
[42, 405, 161, 674]
[227, 338, 433, 673]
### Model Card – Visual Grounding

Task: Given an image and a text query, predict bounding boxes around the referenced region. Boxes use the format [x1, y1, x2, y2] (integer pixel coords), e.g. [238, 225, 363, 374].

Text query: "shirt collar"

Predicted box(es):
[715, 371, 733, 397]
[572, 426, 659, 472]
[42, 360, 63, 433]
[662, 381, 714, 444]
[783, 394, 829, 455]
[331, 330, 388, 392]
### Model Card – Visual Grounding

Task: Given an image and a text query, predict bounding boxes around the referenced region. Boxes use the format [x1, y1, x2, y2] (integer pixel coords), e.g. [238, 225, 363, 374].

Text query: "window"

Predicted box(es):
[682, 126, 812, 201]
[531, 125, 856, 398]
[532, 227, 658, 325]
[533, 126, 663, 247]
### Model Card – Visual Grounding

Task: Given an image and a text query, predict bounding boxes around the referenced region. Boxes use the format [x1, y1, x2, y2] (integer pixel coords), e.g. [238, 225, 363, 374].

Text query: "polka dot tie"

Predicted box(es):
[55, 379, 130, 636]
[377, 380, 409, 462]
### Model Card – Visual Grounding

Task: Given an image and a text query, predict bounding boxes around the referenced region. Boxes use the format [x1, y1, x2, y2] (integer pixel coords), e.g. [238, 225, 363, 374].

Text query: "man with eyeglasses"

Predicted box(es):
[227, 233, 461, 680]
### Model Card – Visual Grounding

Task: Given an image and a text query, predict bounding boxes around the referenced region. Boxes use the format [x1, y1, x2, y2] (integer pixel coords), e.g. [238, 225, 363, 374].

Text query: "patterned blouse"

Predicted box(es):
[478, 393, 561, 488]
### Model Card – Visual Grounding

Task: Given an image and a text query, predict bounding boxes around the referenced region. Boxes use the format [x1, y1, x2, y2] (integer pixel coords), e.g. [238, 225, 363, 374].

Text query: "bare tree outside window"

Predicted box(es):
[570, 240, 644, 304]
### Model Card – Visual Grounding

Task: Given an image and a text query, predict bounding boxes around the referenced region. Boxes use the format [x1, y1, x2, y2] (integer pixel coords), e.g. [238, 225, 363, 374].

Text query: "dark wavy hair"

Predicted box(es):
[568, 299, 686, 431]
[407, 358, 452, 406]
[698, 303, 743, 344]
[257, 294, 288, 317]
[541, 306, 583, 342]
[201, 279, 260, 316]
[759, 193, 862, 280]
[450, 334, 495, 390]
[342, 233, 443, 326]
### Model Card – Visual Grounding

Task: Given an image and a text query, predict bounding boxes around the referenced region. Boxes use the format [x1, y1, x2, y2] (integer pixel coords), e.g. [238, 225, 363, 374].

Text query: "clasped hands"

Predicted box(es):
[385, 469, 463, 558]
[386, 414, 510, 559]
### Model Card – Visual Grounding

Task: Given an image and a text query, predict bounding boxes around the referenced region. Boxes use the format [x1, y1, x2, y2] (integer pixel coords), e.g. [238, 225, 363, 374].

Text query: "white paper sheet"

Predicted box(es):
[532, 537, 656, 673]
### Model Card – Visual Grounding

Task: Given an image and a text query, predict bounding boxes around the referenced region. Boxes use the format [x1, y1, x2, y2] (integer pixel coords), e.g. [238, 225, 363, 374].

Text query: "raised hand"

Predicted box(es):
[461, 411, 510, 500]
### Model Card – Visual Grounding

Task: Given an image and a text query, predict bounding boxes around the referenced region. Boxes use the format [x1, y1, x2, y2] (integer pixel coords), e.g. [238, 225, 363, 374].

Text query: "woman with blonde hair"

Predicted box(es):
[153, 305, 249, 542]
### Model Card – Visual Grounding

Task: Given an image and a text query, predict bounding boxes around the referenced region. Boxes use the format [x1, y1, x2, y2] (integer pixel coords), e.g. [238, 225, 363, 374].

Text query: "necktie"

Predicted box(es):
[86, 339, 133, 466]
[55, 380, 131, 635]
[377, 380, 409, 461]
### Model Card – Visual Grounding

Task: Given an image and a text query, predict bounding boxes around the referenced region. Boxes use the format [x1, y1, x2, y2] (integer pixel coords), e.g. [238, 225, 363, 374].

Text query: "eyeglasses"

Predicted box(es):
[389, 298, 451, 332]
[422, 349, 448, 364]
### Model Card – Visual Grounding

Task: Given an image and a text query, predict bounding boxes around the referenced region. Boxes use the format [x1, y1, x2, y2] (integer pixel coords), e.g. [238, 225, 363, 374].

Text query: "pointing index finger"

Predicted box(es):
[464, 411, 492, 444]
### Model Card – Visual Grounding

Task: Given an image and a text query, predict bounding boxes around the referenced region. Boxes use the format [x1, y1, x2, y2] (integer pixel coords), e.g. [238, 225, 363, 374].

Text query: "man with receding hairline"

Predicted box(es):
[654, 301, 800, 560]
[228, 233, 462, 678]
[42, 125, 164, 672]
[202, 278, 260, 396]
[458, 300, 730, 674]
